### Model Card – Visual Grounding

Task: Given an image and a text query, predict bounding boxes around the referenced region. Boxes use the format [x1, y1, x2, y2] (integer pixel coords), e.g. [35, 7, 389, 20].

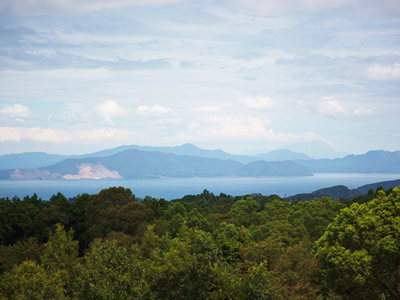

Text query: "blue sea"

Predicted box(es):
[0, 173, 400, 200]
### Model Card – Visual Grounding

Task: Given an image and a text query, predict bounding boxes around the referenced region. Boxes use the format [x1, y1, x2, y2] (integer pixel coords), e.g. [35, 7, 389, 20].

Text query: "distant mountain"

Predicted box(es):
[285, 185, 362, 201]
[0, 152, 69, 170]
[295, 150, 400, 173]
[0, 143, 260, 171]
[0, 149, 313, 180]
[256, 149, 312, 161]
[109, 143, 259, 164]
[282, 140, 348, 159]
[357, 179, 400, 194]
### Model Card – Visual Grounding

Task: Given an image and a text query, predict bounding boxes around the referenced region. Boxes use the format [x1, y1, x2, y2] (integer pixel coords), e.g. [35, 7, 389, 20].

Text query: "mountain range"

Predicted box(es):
[0, 143, 399, 180]
[295, 150, 400, 173]
[0, 149, 312, 180]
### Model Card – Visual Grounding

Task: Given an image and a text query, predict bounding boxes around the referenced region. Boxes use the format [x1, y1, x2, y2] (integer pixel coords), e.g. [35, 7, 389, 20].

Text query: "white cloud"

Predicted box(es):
[193, 106, 220, 112]
[237, 96, 276, 110]
[353, 107, 375, 117]
[365, 64, 400, 80]
[316, 100, 346, 118]
[315, 100, 376, 118]
[92, 100, 128, 125]
[77, 128, 134, 141]
[177, 115, 326, 145]
[0, 104, 30, 118]
[0, 127, 138, 143]
[137, 105, 174, 116]
[176, 116, 325, 144]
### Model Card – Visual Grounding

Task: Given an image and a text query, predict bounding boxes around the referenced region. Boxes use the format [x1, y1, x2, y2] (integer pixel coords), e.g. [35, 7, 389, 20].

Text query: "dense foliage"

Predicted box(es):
[0, 185, 398, 299]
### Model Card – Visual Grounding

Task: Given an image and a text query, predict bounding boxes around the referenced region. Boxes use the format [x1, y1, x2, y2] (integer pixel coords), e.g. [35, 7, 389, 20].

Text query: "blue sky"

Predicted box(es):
[0, 0, 399, 155]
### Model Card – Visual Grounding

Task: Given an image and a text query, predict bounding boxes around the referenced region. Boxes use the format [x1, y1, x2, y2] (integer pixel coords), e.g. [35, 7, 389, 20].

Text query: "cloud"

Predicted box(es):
[92, 100, 127, 125]
[0, 104, 30, 118]
[177, 115, 326, 144]
[353, 107, 375, 117]
[0, 50, 172, 71]
[3, 0, 399, 17]
[0, 127, 136, 143]
[315, 100, 376, 118]
[0, 0, 187, 15]
[193, 106, 220, 112]
[62, 101, 128, 125]
[228, 0, 400, 16]
[365, 64, 400, 80]
[137, 105, 174, 116]
[237, 96, 276, 110]
[316, 100, 346, 118]
[0, 26, 36, 47]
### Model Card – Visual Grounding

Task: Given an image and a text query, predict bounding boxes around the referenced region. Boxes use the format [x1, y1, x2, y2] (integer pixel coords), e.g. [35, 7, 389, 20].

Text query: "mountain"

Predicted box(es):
[239, 160, 313, 176]
[107, 143, 259, 164]
[357, 179, 400, 194]
[282, 141, 348, 159]
[0, 149, 313, 180]
[0, 152, 69, 170]
[285, 185, 362, 201]
[255, 149, 312, 161]
[0, 143, 259, 171]
[295, 150, 400, 173]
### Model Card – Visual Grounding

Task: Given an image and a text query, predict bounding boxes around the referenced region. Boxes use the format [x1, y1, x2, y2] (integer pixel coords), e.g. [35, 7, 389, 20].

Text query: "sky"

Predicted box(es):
[0, 0, 399, 156]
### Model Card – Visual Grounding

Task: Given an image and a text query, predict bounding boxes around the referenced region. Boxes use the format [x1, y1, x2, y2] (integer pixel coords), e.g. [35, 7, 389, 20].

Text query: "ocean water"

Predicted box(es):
[0, 173, 400, 200]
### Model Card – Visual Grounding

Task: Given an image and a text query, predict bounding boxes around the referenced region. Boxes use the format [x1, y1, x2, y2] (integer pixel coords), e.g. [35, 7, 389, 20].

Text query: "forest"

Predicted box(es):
[0, 185, 399, 299]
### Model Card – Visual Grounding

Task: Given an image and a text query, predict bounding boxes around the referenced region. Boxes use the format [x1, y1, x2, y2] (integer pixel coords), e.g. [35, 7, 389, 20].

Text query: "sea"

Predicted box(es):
[1, 173, 400, 201]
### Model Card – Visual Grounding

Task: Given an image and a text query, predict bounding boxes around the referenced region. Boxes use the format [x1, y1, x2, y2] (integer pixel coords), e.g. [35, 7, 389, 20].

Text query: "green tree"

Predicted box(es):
[315, 187, 400, 300]
[146, 225, 234, 300]
[0, 224, 77, 300]
[230, 197, 260, 226]
[85, 187, 137, 240]
[73, 239, 148, 300]
[214, 222, 252, 265]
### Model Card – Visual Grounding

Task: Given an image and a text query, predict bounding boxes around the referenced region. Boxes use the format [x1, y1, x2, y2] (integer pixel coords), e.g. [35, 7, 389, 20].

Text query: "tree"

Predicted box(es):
[230, 197, 260, 226]
[315, 187, 400, 299]
[73, 239, 148, 300]
[0, 224, 77, 300]
[214, 222, 252, 265]
[85, 187, 137, 240]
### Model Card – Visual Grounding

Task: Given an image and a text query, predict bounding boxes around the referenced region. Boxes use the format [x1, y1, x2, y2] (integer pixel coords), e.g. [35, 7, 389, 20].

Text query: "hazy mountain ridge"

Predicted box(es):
[1, 144, 399, 177]
[0, 143, 260, 172]
[256, 149, 312, 161]
[0, 152, 69, 170]
[295, 150, 400, 173]
[0, 149, 312, 180]
[282, 140, 349, 159]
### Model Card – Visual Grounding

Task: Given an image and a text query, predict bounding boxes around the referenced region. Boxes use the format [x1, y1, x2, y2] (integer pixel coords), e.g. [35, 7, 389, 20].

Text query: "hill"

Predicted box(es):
[285, 185, 362, 201]
[0, 143, 260, 171]
[357, 178, 400, 194]
[1, 149, 313, 180]
[295, 150, 400, 173]
[282, 140, 348, 159]
[256, 149, 312, 161]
